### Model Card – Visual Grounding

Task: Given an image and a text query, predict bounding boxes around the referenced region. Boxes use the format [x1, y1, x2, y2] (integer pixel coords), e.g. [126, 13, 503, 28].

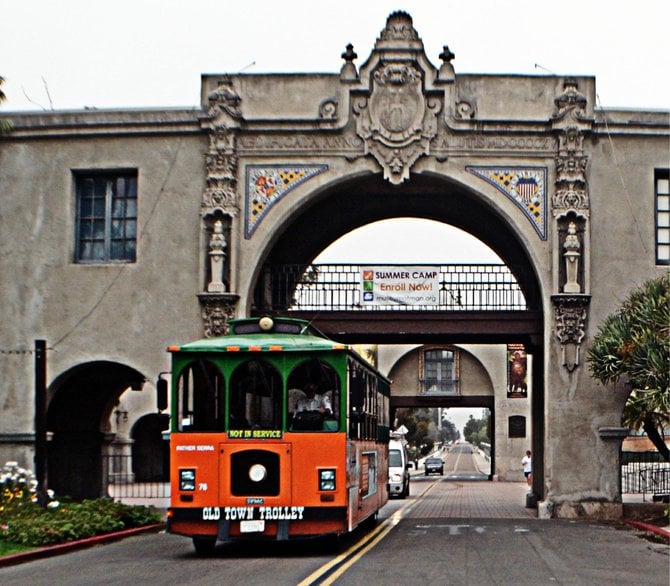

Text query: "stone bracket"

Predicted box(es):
[552, 294, 590, 372]
[197, 292, 239, 338]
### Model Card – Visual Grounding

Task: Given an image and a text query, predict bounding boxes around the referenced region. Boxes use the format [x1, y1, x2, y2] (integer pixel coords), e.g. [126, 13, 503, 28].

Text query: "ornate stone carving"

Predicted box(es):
[207, 220, 227, 293]
[318, 98, 338, 120]
[197, 293, 239, 338]
[455, 100, 475, 119]
[378, 11, 419, 41]
[207, 77, 242, 121]
[202, 80, 241, 218]
[551, 79, 592, 219]
[354, 62, 440, 184]
[552, 294, 590, 372]
[562, 222, 581, 293]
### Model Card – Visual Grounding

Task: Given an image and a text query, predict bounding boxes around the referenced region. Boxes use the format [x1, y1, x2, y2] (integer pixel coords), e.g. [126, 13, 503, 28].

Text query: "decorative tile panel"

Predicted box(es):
[245, 165, 328, 238]
[467, 167, 547, 240]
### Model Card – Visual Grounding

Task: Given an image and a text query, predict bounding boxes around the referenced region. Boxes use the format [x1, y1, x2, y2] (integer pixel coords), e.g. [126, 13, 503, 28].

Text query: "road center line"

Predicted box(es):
[298, 482, 437, 586]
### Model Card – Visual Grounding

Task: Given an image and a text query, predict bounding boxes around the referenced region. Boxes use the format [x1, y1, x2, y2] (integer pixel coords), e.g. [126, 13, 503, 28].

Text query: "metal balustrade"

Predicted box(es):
[260, 264, 530, 312]
[621, 451, 670, 499]
[102, 454, 169, 500]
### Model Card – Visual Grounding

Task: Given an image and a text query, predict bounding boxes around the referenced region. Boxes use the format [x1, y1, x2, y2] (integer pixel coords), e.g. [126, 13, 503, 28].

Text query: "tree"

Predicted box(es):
[0, 75, 12, 133]
[463, 411, 490, 447]
[587, 273, 670, 460]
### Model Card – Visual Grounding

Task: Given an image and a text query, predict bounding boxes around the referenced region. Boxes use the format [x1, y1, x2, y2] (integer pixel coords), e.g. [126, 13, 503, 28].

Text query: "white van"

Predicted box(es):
[388, 439, 410, 499]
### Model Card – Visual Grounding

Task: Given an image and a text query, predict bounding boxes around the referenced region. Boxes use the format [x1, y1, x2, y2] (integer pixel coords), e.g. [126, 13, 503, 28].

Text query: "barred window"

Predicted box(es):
[656, 169, 670, 265]
[75, 172, 137, 263]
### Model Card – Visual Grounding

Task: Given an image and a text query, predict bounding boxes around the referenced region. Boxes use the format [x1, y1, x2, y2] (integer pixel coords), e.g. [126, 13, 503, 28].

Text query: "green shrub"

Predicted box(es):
[0, 460, 162, 548]
[0, 496, 162, 546]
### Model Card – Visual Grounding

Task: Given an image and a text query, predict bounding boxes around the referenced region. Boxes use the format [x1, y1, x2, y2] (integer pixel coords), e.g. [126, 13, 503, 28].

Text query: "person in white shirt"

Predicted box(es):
[295, 383, 331, 415]
[522, 450, 532, 487]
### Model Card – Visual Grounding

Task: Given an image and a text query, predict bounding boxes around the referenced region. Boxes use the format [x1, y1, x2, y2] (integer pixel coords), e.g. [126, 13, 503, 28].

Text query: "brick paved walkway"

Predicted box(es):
[408, 480, 536, 519]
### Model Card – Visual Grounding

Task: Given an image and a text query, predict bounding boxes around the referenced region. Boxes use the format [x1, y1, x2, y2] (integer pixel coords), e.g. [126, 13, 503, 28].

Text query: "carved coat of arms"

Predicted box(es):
[371, 64, 424, 142]
[354, 62, 439, 184]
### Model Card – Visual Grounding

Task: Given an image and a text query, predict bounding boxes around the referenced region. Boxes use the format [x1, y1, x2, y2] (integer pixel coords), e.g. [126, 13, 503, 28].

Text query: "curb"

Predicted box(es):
[624, 520, 670, 542]
[0, 523, 165, 568]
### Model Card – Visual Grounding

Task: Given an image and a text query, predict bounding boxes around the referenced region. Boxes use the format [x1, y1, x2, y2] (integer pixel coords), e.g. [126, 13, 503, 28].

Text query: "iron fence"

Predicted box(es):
[102, 454, 170, 500]
[621, 451, 670, 498]
[262, 264, 529, 312]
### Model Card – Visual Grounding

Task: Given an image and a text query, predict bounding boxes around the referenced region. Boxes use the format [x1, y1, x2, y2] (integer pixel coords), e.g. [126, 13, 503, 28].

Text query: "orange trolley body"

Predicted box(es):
[164, 317, 390, 553]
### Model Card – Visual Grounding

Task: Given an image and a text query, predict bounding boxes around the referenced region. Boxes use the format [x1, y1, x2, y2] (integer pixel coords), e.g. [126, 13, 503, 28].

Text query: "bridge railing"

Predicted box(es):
[261, 264, 528, 312]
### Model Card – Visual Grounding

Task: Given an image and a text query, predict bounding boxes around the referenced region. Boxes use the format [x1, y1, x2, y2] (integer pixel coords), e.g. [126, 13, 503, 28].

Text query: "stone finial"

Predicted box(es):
[378, 11, 419, 42]
[438, 45, 456, 81]
[340, 43, 358, 80]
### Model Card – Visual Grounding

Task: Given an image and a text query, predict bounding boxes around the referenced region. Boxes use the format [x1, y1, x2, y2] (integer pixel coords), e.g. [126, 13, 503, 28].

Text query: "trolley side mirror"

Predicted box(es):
[157, 377, 168, 412]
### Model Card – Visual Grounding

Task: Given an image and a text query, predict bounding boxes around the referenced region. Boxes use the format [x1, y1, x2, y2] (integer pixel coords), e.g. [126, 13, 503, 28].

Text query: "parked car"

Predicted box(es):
[388, 439, 411, 498]
[424, 457, 444, 476]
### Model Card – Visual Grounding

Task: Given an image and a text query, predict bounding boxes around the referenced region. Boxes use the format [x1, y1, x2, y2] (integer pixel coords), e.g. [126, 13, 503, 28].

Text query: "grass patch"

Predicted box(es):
[0, 540, 34, 556]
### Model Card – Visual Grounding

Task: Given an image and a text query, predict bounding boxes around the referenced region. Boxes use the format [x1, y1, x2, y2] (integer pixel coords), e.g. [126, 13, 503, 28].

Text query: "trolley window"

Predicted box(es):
[286, 358, 340, 431]
[229, 359, 282, 430]
[176, 359, 225, 432]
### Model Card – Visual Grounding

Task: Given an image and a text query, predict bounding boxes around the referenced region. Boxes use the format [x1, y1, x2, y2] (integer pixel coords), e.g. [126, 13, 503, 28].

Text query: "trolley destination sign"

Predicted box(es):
[361, 265, 440, 306]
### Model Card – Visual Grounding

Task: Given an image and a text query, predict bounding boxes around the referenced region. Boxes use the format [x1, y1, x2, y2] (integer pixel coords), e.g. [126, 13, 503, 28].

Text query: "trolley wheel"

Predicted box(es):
[192, 536, 217, 556]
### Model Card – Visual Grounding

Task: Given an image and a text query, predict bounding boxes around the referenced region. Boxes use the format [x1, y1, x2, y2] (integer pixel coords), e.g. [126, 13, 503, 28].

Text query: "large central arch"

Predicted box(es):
[249, 171, 545, 495]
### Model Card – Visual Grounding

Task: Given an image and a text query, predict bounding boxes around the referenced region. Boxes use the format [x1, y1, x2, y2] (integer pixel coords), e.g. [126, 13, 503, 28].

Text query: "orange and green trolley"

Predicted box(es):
[164, 316, 390, 554]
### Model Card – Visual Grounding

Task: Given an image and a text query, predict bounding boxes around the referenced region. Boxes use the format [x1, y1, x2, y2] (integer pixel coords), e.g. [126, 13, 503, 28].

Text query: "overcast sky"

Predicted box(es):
[2, 0, 669, 112]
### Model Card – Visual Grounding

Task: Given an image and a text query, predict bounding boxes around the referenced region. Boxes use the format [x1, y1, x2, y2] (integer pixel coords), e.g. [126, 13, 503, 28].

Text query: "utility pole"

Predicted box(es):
[34, 339, 48, 508]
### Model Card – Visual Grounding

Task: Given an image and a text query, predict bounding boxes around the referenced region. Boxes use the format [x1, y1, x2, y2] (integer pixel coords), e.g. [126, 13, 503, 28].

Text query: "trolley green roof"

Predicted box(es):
[168, 316, 350, 354]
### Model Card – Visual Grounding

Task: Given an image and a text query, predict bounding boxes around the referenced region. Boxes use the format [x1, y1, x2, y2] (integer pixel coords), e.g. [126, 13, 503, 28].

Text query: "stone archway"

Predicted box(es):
[47, 361, 146, 500]
[131, 413, 170, 482]
[247, 171, 545, 497]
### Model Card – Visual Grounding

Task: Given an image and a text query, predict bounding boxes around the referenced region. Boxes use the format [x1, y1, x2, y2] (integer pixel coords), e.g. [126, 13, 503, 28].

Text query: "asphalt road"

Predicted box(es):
[2, 449, 667, 585]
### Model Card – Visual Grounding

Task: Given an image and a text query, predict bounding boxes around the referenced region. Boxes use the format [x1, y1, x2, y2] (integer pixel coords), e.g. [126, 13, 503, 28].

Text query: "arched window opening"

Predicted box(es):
[230, 359, 282, 430]
[177, 360, 225, 432]
[286, 358, 340, 431]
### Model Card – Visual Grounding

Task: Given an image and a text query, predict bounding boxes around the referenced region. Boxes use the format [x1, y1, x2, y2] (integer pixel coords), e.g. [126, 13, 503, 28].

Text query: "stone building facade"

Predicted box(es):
[0, 11, 667, 516]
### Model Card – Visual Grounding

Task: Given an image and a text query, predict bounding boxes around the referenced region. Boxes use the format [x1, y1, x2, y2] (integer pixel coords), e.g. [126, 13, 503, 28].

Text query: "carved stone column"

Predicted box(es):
[551, 80, 593, 371]
[198, 77, 242, 335]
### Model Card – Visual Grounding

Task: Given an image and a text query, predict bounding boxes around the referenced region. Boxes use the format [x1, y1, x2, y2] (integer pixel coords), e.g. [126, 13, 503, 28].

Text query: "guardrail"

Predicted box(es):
[260, 263, 530, 312]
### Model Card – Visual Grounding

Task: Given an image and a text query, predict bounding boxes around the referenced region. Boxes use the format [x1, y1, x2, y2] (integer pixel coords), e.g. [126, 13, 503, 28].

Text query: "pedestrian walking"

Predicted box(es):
[522, 450, 532, 487]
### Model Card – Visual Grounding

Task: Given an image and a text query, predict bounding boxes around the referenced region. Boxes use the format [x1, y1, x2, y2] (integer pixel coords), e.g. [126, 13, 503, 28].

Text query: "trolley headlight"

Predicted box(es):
[318, 469, 336, 491]
[249, 464, 268, 483]
[179, 469, 196, 491]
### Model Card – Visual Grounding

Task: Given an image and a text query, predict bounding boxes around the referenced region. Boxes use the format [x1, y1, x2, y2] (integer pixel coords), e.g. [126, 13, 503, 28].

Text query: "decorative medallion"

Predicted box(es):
[245, 165, 327, 238]
[354, 62, 440, 184]
[467, 167, 547, 239]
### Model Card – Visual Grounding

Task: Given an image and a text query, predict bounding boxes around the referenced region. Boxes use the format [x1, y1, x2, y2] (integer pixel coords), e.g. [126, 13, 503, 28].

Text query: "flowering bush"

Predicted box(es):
[0, 461, 162, 547]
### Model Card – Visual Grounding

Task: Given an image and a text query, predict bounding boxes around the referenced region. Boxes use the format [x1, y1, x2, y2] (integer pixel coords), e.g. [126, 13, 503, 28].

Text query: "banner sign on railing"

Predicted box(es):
[361, 266, 440, 306]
